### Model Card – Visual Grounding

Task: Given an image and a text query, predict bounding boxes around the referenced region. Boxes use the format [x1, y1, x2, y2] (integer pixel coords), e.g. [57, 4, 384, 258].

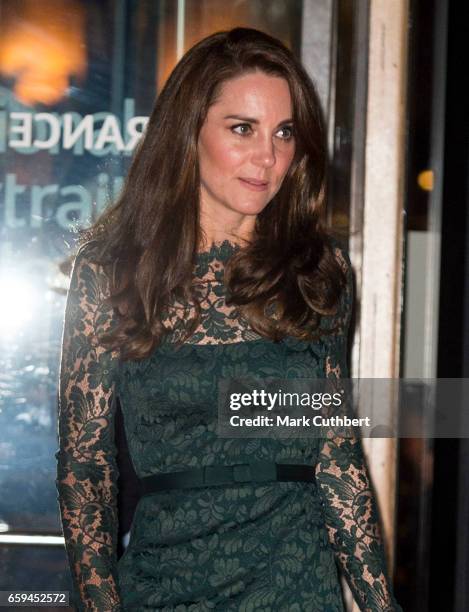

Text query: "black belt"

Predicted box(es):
[140, 461, 315, 495]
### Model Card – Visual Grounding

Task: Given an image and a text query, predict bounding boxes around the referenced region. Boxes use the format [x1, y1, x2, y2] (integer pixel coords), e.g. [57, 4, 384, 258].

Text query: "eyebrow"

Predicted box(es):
[223, 114, 293, 126]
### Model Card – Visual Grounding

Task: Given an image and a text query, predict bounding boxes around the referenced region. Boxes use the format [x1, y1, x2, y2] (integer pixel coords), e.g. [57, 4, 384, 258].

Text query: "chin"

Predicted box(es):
[230, 199, 271, 216]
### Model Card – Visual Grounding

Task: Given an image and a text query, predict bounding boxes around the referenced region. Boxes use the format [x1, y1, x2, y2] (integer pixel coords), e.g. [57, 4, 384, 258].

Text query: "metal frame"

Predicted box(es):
[301, 3, 410, 609]
[357, 0, 409, 581]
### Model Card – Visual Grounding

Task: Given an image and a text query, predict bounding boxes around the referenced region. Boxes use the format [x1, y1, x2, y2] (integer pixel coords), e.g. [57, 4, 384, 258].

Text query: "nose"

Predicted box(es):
[251, 135, 276, 169]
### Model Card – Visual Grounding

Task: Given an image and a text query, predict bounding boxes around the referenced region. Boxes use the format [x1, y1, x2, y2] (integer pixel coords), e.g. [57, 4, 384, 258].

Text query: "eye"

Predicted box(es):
[231, 123, 252, 136]
[276, 125, 294, 140]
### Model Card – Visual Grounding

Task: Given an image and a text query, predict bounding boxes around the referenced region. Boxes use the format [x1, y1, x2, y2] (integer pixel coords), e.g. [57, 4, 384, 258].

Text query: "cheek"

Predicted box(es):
[199, 131, 244, 176]
[277, 147, 296, 179]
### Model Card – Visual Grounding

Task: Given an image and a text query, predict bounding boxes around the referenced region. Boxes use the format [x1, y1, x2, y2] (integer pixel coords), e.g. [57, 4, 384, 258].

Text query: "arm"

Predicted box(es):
[315, 246, 402, 612]
[55, 243, 122, 611]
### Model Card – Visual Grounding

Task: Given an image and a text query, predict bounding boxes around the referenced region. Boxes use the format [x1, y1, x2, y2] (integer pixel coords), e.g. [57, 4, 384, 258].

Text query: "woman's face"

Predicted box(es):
[197, 70, 295, 227]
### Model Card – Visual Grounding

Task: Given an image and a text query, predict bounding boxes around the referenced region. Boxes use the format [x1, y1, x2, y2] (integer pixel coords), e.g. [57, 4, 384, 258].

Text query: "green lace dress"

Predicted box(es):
[55, 240, 402, 612]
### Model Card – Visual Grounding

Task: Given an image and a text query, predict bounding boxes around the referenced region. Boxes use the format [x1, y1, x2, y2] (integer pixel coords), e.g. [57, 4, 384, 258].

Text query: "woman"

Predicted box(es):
[55, 27, 402, 611]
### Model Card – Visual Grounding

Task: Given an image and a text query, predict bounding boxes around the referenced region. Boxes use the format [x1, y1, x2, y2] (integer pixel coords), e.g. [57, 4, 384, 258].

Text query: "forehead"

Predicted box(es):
[209, 71, 292, 117]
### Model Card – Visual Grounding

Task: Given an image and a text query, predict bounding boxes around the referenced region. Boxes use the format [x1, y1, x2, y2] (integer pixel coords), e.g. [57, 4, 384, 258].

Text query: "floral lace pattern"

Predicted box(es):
[55, 243, 122, 610]
[314, 250, 402, 612]
[162, 241, 262, 345]
[55, 240, 402, 611]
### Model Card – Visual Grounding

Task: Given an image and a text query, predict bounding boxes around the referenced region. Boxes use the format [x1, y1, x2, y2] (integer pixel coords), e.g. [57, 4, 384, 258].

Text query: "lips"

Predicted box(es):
[239, 177, 268, 186]
[238, 177, 269, 191]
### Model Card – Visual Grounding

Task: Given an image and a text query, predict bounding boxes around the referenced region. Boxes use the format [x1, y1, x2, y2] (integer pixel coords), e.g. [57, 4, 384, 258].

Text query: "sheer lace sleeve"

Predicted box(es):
[315, 246, 402, 612]
[55, 243, 122, 611]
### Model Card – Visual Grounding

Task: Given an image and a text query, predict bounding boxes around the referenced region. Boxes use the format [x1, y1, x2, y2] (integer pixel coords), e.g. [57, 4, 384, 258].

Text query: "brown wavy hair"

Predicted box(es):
[81, 27, 346, 361]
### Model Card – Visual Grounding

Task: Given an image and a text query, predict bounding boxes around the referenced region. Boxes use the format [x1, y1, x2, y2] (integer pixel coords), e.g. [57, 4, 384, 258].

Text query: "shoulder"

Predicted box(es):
[321, 236, 354, 332]
[70, 240, 112, 298]
[324, 235, 352, 278]
[323, 236, 353, 306]
[74, 240, 103, 268]
[63, 242, 120, 357]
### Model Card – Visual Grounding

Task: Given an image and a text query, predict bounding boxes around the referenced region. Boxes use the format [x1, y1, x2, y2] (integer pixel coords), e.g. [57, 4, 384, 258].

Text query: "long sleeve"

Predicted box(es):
[55, 243, 122, 611]
[315, 246, 402, 612]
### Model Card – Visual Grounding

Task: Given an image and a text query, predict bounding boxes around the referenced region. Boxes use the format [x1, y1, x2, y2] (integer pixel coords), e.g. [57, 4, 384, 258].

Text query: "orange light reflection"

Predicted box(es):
[0, 0, 86, 106]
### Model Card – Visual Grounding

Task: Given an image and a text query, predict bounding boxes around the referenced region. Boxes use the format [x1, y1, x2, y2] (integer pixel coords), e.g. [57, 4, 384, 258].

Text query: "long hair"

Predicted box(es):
[82, 27, 346, 361]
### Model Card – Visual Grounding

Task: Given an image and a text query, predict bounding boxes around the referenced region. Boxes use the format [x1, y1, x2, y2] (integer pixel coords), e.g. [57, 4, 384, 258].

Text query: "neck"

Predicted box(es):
[199, 209, 256, 250]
